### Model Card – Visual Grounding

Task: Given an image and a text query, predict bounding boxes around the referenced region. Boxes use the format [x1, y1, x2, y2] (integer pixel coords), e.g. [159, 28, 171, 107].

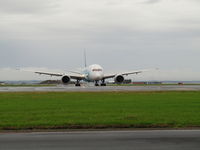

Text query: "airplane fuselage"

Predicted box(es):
[83, 64, 104, 82]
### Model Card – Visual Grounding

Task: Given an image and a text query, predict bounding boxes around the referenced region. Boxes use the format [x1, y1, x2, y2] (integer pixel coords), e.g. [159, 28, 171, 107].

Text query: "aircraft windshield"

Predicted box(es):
[92, 69, 102, 72]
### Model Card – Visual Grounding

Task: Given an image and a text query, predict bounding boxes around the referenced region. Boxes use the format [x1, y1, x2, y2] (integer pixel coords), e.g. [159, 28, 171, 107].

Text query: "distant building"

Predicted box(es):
[132, 82, 146, 85]
[133, 81, 162, 85]
[123, 79, 132, 84]
[40, 80, 75, 84]
[0, 82, 5, 85]
[145, 82, 162, 85]
[40, 80, 61, 84]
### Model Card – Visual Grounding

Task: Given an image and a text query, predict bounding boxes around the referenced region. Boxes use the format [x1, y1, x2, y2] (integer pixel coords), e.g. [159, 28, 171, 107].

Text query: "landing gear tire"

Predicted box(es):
[95, 81, 99, 86]
[75, 83, 81, 86]
[101, 79, 106, 86]
[75, 80, 81, 86]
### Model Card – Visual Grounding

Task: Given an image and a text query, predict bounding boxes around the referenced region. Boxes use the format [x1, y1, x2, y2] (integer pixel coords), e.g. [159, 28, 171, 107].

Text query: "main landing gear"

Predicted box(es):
[101, 83, 106, 86]
[95, 80, 106, 86]
[100, 79, 106, 86]
[95, 81, 99, 86]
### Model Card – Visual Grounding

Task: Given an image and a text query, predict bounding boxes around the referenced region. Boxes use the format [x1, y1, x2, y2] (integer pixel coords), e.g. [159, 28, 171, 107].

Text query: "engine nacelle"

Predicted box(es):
[61, 76, 71, 84]
[114, 75, 124, 84]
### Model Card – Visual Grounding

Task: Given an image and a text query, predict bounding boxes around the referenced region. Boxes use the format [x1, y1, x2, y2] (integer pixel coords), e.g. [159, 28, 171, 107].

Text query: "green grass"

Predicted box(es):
[0, 91, 200, 130]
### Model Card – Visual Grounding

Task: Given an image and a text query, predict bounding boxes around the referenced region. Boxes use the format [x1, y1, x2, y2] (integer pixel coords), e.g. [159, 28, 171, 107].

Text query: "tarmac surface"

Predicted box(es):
[0, 130, 200, 150]
[0, 85, 200, 92]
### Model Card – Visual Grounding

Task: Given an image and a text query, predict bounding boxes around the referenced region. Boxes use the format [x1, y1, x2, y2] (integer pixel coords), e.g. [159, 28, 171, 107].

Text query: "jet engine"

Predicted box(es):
[114, 75, 124, 84]
[62, 76, 71, 84]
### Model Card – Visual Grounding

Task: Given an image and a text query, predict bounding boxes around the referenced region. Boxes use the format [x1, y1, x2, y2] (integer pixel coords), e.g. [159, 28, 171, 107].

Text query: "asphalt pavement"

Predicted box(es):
[1, 85, 200, 92]
[0, 130, 200, 150]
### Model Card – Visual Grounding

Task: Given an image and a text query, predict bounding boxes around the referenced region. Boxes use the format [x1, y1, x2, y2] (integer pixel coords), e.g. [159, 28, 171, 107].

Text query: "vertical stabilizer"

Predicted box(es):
[84, 49, 87, 67]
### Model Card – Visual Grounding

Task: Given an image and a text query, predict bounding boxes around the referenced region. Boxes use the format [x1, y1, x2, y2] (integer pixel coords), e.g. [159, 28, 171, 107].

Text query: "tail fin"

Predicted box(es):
[84, 49, 87, 67]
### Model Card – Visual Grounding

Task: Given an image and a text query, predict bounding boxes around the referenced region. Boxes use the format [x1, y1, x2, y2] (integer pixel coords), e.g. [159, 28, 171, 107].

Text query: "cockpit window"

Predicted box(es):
[92, 69, 102, 72]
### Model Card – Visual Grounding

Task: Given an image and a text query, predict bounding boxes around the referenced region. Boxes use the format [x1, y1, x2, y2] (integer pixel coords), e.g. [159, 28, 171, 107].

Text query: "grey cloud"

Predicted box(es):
[0, 0, 59, 14]
[0, 0, 200, 80]
[141, 0, 162, 4]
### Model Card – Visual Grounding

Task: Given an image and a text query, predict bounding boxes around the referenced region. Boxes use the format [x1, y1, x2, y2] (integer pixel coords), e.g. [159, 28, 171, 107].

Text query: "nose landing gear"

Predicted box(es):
[75, 80, 81, 86]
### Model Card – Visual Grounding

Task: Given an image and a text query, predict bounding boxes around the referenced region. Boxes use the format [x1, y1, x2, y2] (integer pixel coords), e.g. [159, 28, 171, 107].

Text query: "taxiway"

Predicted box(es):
[0, 130, 200, 150]
[0, 85, 200, 92]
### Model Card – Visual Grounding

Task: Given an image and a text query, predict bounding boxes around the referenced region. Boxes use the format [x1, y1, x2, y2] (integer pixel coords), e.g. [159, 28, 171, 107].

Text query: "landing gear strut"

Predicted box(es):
[75, 80, 81, 86]
[101, 79, 106, 86]
[95, 81, 99, 86]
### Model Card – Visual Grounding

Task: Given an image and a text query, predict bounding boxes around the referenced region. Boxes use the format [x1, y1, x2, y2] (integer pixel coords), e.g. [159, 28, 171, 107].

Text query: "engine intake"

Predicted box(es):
[62, 76, 71, 84]
[114, 75, 124, 84]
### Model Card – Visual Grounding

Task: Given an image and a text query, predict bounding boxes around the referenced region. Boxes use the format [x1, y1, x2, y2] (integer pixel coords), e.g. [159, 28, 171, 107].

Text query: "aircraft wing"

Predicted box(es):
[17, 68, 85, 80]
[34, 71, 64, 77]
[34, 71, 85, 80]
[103, 69, 151, 79]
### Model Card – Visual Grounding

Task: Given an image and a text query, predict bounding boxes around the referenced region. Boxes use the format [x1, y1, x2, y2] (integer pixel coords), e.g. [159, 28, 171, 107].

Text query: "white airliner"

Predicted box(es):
[34, 65, 146, 86]
[26, 53, 151, 86]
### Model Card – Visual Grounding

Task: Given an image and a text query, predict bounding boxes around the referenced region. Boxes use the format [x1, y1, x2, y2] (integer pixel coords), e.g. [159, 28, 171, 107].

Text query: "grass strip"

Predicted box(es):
[0, 91, 200, 130]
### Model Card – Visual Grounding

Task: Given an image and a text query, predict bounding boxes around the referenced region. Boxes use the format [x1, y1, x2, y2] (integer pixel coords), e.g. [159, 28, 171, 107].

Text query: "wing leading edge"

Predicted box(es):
[34, 71, 85, 80]
[103, 69, 150, 79]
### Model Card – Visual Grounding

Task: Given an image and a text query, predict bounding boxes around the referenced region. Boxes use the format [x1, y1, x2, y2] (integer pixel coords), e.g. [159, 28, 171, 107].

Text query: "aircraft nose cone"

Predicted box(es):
[93, 73, 103, 80]
[96, 75, 101, 80]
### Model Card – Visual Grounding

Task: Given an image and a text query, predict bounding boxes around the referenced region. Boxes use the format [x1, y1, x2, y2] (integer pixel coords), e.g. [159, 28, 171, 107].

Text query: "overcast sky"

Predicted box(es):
[0, 0, 200, 81]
